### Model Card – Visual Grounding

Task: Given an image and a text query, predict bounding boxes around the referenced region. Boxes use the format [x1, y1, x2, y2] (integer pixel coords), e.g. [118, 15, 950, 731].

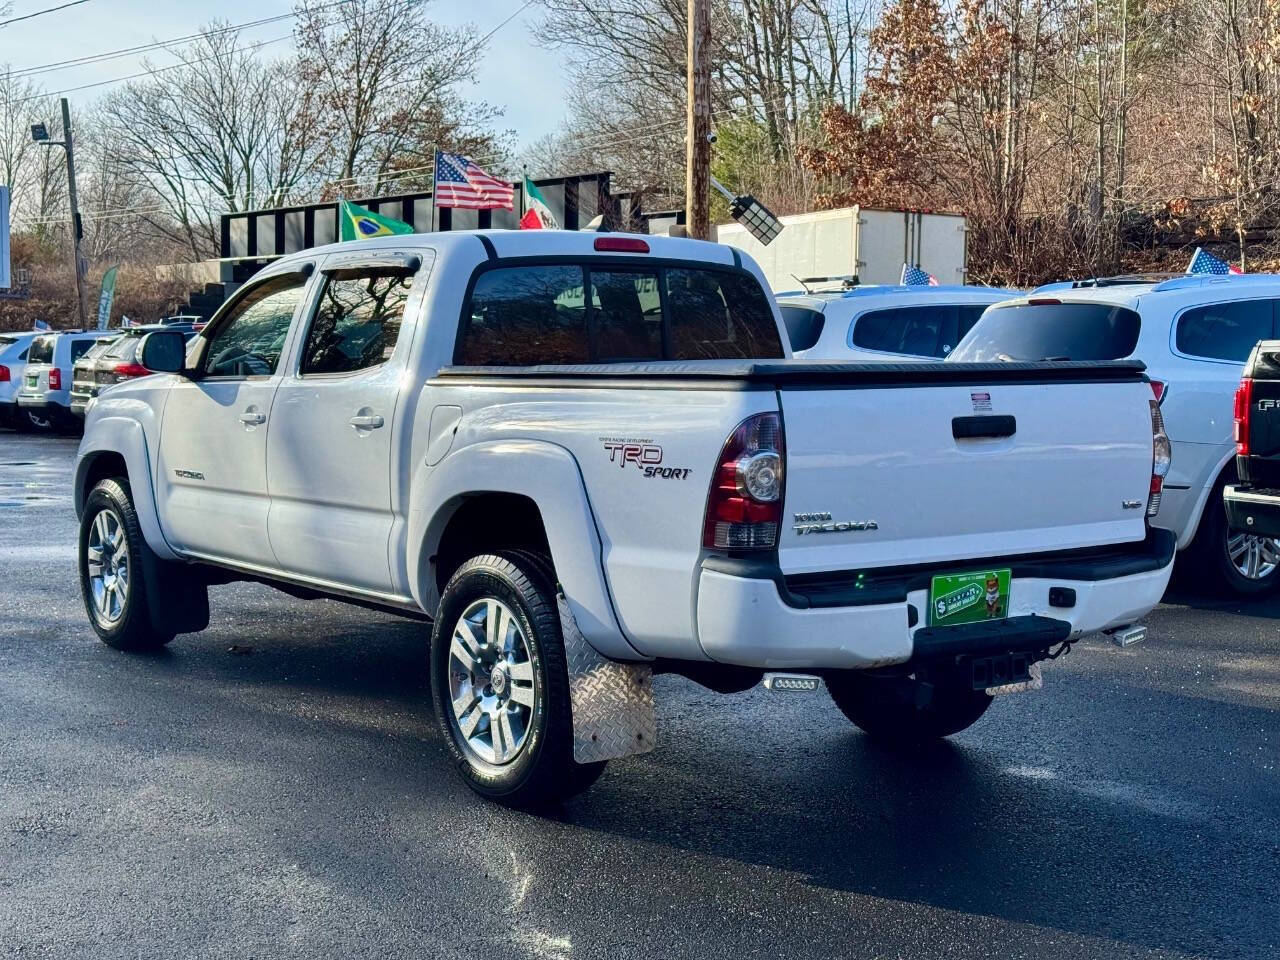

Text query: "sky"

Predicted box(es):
[0, 0, 571, 150]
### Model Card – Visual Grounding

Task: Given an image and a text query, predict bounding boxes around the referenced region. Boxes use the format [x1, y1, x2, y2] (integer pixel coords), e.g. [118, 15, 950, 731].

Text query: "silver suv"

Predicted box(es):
[15, 331, 117, 431]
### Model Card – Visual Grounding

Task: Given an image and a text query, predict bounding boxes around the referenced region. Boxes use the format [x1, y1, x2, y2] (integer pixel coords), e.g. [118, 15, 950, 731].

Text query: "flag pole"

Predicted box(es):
[430, 149, 439, 233]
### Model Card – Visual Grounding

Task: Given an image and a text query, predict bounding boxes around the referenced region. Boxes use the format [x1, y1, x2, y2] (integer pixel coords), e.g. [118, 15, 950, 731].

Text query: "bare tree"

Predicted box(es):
[294, 0, 507, 194]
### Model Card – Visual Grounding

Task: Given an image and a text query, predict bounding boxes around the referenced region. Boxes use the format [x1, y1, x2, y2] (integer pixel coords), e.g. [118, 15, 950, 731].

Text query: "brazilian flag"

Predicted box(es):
[339, 198, 415, 242]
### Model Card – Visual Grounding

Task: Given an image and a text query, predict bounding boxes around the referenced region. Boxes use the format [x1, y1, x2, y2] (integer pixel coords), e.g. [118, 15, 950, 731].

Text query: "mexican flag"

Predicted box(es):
[519, 176, 559, 230]
[339, 198, 415, 241]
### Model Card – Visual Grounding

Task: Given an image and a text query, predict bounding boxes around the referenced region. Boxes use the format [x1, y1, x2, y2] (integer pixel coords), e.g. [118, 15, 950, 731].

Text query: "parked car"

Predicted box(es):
[69, 337, 119, 418]
[76, 231, 1173, 805]
[0, 331, 40, 429]
[776, 285, 1018, 360]
[950, 273, 1280, 595]
[15, 330, 116, 431]
[1224, 340, 1280, 554]
[69, 325, 200, 418]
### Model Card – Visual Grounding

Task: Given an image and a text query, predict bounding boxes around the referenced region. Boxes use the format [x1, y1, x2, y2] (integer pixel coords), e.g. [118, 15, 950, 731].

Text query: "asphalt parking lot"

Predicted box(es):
[0, 430, 1277, 960]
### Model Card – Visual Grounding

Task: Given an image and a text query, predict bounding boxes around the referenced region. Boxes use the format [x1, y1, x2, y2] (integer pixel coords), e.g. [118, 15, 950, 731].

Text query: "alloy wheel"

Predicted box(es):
[447, 598, 537, 766]
[86, 507, 129, 625]
[1227, 531, 1280, 581]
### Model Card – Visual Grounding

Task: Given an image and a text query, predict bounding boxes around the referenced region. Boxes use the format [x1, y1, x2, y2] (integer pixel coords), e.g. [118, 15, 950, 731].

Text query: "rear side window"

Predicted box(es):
[949, 302, 1142, 362]
[28, 337, 53, 364]
[104, 336, 141, 362]
[1175, 299, 1276, 362]
[853, 306, 950, 357]
[779, 305, 825, 352]
[204, 274, 307, 377]
[301, 269, 413, 375]
[69, 339, 98, 363]
[456, 262, 784, 365]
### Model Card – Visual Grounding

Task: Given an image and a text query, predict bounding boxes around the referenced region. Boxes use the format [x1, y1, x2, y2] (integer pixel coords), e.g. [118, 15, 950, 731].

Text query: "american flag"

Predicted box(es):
[433, 151, 514, 211]
[901, 263, 939, 286]
[1186, 247, 1243, 276]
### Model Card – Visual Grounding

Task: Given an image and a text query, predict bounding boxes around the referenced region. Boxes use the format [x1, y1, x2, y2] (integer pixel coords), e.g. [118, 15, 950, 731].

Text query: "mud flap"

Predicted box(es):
[557, 593, 656, 764]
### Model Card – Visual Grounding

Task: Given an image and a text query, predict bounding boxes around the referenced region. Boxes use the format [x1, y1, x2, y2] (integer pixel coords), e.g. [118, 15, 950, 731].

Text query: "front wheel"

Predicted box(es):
[430, 553, 605, 806]
[827, 671, 994, 743]
[78, 478, 174, 651]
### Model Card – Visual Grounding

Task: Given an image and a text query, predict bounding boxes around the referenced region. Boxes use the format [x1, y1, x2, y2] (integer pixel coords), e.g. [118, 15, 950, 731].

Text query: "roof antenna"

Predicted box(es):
[790, 273, 813, 294]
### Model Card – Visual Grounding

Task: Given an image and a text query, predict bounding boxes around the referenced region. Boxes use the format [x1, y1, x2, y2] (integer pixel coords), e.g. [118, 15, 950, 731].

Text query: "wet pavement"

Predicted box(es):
[0, 430, 1277, 959]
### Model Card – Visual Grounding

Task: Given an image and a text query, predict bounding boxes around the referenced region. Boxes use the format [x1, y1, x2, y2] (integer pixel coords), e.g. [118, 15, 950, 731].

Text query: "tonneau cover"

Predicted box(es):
[437, 358, 1147, 385]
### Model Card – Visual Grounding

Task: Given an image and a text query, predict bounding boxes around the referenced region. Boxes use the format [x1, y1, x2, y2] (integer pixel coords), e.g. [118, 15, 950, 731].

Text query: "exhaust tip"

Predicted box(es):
[762, 672, 821, 693]
[1105, 624, 1147, 647]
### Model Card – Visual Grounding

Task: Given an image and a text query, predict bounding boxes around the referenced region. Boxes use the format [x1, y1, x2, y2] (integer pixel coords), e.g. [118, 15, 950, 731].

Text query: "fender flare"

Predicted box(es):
[407, 439, 642, 661]
[1179, 448, 1239, 550]
[75, 416, 179, 562]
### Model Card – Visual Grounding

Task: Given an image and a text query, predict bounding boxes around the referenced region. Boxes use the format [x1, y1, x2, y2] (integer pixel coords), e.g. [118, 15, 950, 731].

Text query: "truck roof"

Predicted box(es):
[269, 229, 743, 272]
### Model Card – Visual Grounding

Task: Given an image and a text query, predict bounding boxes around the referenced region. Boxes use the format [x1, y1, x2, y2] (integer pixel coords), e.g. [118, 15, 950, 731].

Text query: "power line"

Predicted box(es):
[7, 5, 347, 80]
[0, 0, 92, 28]
[13, 33, 295, 103]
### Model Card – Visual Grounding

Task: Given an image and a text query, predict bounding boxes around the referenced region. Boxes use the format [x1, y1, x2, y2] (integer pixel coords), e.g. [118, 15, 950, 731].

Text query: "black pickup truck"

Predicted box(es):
[1225, 340, 1280, 541]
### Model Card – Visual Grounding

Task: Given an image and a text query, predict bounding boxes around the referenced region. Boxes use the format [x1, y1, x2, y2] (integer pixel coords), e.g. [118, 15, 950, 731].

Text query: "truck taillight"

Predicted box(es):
[1234, 377, 1253, 456]
[1150, 379, 1167, 404]
[48, 368, 61, 391]
[1148, 398, 1171, 518]
[0, 365, 8, 383]
[703, 412, 785, 551]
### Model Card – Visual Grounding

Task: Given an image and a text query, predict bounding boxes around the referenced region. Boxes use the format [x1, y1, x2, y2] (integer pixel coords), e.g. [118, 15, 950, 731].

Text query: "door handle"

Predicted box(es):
[952, 414, 1016, 439]
[239, 411, 266, 425]
[349, 414, 385, 430]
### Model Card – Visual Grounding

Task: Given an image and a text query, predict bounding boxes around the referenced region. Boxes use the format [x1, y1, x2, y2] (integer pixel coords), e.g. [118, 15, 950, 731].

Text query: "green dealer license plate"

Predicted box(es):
[929, 569, 1011, 626]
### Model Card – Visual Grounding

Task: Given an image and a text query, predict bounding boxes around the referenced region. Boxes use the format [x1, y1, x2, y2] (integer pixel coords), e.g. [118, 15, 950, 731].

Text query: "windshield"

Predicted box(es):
[949, 301, 1142, 362]
[27, 336, 54, 364]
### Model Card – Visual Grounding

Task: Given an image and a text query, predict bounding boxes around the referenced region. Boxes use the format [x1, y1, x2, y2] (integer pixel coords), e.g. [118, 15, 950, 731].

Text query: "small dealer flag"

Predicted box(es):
[519, 176, 559, 230]
[339, 198, 415, 242]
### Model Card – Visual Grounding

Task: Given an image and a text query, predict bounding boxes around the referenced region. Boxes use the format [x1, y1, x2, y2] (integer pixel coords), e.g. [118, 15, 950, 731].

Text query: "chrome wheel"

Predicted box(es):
[1227, 531, 1280, 580]
[86, 508, 129, 625]
[447, 598, 537, 766]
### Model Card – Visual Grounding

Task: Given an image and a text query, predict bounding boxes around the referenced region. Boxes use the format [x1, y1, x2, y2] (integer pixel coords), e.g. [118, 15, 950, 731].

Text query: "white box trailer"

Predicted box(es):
[714, 206, 967, 293]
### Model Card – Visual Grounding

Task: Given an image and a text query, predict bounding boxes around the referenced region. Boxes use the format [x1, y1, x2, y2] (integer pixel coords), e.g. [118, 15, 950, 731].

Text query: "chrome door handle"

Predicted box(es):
[349, 414, 384, 429]
[239, 411, 266, 425]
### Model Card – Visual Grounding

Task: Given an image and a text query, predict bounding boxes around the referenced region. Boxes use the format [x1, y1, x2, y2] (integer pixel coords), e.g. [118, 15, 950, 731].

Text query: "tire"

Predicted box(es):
[430, 552, 606, 806]
[826, 671, 994, 743]
[1185, 478, 1280, 597]
[78, 478, 174, 651]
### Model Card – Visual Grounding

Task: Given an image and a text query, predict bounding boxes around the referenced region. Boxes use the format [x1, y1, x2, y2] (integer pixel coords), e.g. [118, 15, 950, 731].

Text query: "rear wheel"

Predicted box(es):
[430, 552, 605, 806]
[1186, 478, 1280, 596]
[827, 671, 994, 743]
[78, 478, 174, 651]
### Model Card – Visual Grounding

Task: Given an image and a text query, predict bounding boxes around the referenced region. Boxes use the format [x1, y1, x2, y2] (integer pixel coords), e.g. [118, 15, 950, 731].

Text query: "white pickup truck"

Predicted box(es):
[75, 230, 1176, 805]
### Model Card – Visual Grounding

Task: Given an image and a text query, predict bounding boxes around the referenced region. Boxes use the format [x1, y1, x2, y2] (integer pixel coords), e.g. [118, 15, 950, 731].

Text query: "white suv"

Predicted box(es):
[951, 273, 1280, 595]
[15, 330, 117, 431]
[0, 331, 39, 429]
[776, 285, 1018, 360]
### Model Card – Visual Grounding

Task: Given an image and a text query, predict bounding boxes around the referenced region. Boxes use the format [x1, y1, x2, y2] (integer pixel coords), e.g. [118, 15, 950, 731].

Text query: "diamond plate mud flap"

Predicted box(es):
[557, 594, 656, 764]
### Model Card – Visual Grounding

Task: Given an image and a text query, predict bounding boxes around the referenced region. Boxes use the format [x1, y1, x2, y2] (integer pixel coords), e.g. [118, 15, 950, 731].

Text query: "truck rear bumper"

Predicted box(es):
[1224, 485, 1280, 539]
[695, 529, 1176, 670]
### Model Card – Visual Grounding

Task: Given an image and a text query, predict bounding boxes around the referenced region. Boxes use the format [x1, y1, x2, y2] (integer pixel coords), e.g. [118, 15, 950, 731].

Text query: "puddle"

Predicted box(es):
[0, 461, 38, 467]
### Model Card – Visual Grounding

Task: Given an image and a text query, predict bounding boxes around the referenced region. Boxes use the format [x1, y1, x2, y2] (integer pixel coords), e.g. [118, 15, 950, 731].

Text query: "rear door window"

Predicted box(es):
[69, 339, 99, 363]
[1175, 299, 1277, 362]
[949, 302, 1142, 362]
[457, 262, 783, 365]
[852, 305, 951, 357]
[778, 305, 825, 352]
[301, 269, 413, 375]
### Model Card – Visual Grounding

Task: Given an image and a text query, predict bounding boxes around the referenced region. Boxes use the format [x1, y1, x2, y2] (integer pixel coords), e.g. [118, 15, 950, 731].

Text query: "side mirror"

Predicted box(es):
[138, 330, 188, 375]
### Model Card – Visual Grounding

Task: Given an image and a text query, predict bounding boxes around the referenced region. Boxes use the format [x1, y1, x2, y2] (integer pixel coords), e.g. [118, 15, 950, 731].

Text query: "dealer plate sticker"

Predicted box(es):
[929, 569, 1011, 626]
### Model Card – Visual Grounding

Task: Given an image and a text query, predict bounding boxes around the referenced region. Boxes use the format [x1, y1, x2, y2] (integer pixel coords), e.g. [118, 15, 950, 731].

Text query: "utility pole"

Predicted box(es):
[60, 98, 89, 329]
[684, 0, 711, 241]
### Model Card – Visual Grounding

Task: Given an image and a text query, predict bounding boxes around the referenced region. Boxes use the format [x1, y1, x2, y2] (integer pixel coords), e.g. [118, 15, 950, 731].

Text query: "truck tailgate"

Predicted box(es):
[776, 365, 1155, 575]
